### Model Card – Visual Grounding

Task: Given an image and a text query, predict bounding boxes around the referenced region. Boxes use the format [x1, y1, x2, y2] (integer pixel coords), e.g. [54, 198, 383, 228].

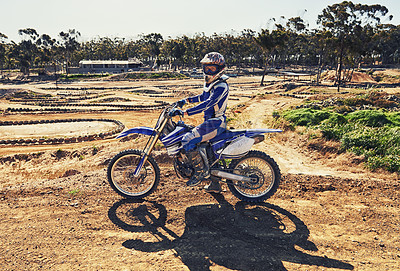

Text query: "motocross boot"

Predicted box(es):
[204, 176, 222, 193]
[186, 145, 210, 187]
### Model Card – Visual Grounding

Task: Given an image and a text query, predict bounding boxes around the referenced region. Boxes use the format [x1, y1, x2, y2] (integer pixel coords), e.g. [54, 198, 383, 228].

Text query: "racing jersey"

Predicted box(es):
[186, 76, 229, 121]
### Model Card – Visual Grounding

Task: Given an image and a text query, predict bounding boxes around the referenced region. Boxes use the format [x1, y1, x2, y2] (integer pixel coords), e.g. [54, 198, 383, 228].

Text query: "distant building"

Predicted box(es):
[74, 59, 143, 74]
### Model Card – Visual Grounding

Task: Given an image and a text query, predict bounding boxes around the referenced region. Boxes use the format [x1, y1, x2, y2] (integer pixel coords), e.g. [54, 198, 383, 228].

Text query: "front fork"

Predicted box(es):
[133, 118, 168, 177]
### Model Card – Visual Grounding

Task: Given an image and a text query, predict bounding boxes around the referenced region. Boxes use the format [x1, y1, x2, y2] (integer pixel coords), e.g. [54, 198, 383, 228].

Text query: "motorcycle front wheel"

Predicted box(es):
[107, 149, 160, 199]
[227, 150, 281, 202]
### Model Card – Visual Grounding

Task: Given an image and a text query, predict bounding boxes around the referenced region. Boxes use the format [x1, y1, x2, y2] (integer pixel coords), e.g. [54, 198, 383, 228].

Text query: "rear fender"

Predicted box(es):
[245, 129, 282, 144]
[244, 129, 282, 138]
[212, 129, 282, 159]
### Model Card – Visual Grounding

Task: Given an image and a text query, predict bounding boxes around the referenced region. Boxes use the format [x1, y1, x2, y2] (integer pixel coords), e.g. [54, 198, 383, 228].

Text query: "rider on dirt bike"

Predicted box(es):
[108, 52, 282, 201]
[169, 52, 229, 192]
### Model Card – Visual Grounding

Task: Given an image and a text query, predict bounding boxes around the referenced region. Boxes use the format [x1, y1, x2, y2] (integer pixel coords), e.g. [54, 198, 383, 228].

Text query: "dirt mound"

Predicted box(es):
[350, 71, 376, 82]
[372, 70, 400, 83]
[0, 88, 21, 97]
[322, 70, 376, 83]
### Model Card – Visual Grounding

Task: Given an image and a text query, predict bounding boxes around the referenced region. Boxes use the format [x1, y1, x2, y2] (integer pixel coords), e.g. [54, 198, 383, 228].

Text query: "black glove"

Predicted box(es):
[169, 108, 184, 117]
[177, 99, 186, 108]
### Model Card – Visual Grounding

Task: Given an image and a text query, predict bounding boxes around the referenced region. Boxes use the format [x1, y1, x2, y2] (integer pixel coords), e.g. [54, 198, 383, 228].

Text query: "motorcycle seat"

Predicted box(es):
[209, 129, 246, 143]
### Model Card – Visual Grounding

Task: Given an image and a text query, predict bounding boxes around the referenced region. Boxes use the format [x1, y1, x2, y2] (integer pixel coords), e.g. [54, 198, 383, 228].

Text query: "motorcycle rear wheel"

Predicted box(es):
[107, 149, 160, 199]
[227, 150, 281, 202]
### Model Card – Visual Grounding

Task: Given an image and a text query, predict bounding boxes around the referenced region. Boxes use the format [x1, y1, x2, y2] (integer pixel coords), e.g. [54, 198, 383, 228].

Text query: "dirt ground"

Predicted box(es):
[0, 75, 399, 270]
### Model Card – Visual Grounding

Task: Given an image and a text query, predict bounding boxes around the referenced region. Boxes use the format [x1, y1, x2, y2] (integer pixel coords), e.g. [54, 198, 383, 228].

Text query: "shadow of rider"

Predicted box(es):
[108, 195, 354, 271]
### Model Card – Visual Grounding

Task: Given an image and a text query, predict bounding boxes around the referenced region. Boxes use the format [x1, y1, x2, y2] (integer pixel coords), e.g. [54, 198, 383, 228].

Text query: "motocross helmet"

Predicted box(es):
[200, 52, 226, 84]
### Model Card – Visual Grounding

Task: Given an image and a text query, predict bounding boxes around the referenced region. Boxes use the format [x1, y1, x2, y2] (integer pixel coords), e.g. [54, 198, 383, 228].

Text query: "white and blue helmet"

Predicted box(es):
[200, 52, 226, 84]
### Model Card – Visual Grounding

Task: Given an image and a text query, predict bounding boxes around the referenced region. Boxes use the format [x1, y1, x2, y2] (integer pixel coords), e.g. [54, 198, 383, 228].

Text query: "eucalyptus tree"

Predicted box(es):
[180, 35, 199, 68]
[123, 39, 141, 60]
[80, 39, 96, 60]
[238, 29, 261, 71]
[344, 24, 376, 80]
[11, 28, 40, 75]
[95, 37, 115, 60]
[373, 24, 400, 64]
[191, 32, 210, 64]
[309, 29, 335, 85]
[283, 17, 310, 68]
[385, 25, 400, 64]
[221, 32, 243, 69]
[160, 38, 185, 70]
[317, 1, 391, 91]
[255, 27, 288, 86]
[58, 29, 81, 74]
[0, 32, 8, 74]
[36, 33, 58, 73]
[138, 33, 163, 67]
[114, 38, 129, 60]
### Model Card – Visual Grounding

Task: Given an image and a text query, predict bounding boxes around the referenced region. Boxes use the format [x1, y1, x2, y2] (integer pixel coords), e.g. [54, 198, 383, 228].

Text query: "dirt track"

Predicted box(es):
[1, 76, 400, 270]
[1, 162, 399, 270]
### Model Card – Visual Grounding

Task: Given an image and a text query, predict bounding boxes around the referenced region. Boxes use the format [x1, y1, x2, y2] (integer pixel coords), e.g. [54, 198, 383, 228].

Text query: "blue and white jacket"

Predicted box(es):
[186, 75, 229, 121]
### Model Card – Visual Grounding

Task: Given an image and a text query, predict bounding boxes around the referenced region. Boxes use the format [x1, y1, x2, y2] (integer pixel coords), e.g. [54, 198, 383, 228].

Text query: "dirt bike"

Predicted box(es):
[107, 103, 282, 202]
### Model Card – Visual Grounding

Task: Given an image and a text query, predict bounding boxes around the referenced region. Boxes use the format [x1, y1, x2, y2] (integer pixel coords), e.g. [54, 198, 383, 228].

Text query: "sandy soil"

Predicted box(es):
[0, 75, 399, 270]
[0, 121, 118, 139]
[322, 71, 376, 83]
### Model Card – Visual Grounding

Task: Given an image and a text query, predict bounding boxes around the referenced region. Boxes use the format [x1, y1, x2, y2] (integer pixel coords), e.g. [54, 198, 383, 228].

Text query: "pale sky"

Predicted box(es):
[1, 0, 399, 42]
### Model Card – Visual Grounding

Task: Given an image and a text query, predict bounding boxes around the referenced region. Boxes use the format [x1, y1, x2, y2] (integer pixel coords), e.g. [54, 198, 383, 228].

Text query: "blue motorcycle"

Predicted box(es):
[107, 103, 282, 202]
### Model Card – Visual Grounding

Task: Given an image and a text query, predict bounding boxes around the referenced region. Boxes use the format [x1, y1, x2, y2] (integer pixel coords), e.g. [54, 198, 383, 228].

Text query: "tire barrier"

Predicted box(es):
[156, 84, 202, 89]
[5, 102, 168, 114]
[26, 102, 168, 108]
[5, 81, 272, 116]
[230, 94, 255, 98]
[148, 95, 176, 98]
[0, 118, 125, 146]
[291, 91, 350, 95]
[9, 94, 114, 103]
[41, 86, 140, 91]
[40, 82, 263, 92]
[279, 93, 305, 99]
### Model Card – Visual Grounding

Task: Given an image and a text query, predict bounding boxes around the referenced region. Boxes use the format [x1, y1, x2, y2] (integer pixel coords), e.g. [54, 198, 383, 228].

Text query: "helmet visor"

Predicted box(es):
[202, 64, 220, 75]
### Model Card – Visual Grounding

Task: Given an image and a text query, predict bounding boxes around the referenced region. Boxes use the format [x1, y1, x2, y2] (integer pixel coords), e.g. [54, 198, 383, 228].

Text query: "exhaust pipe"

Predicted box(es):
[210, 169, 254, 182]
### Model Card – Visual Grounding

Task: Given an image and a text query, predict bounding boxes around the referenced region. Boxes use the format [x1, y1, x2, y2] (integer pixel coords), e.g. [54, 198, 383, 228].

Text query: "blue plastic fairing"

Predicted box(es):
[116, 126, 159, 139]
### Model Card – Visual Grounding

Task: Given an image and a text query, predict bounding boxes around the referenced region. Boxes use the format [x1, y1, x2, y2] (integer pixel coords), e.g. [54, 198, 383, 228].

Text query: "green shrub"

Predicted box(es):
[283, 108, 331, 126]
[341, 127, 381, 151]
[341, 127, 399, 153]
[283, 107, 400, 173]
[367, 155, 400, 172]
[343, 97, 368, 106]
[320, 123, 354, 141]
[387, 112, 400, 126]
[326, 113, 347, 125]
[340, 126, 400, 172]
[346, 110, 392, 127]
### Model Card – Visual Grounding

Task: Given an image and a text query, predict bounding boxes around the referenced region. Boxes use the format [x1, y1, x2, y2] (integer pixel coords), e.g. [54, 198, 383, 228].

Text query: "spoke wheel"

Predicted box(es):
[228, 150, 280, 202]
[108, 149, 160, 199]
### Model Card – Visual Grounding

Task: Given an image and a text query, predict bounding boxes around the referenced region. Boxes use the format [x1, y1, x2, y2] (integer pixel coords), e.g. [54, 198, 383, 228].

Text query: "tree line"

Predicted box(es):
[0, 1, 399, 88]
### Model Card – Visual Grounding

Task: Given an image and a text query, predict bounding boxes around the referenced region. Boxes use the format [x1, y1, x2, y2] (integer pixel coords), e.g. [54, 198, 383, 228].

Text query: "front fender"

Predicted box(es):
[116, 126, 157, 139]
